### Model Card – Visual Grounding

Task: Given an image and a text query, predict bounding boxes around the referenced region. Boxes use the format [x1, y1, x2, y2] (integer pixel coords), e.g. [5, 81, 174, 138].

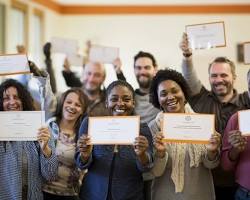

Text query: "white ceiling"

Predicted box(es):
[52, 0, 250, 5]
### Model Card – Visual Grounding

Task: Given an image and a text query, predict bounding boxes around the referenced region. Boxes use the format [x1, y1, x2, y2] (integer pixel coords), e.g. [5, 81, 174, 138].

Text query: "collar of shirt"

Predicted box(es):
[208, 89, 241, 106]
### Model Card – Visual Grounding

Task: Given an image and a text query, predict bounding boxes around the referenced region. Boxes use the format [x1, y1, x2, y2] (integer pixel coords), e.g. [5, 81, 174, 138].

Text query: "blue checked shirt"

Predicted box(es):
[0, 139, 58, 200]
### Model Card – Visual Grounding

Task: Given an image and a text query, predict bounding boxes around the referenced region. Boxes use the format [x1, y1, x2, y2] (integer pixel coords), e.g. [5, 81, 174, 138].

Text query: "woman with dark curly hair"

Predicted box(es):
[148, 68, 221, 200]
[0, 79, 58, 200]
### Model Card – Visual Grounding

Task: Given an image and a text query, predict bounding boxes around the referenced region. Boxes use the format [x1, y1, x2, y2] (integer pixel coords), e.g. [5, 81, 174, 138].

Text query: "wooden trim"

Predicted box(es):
[60, 5, 250, 14]
[31, 0, 61, 13]
[11, 0, 27, 12]
[30, 1, 250, 14]
[33, 8, 43, 17]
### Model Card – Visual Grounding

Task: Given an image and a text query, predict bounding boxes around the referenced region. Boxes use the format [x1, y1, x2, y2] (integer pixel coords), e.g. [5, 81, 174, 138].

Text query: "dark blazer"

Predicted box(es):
[75, 117, 153, 200]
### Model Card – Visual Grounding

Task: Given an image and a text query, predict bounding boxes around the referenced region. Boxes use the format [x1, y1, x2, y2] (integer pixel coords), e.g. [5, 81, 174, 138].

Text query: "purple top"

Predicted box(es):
[221, 112, 250, 190]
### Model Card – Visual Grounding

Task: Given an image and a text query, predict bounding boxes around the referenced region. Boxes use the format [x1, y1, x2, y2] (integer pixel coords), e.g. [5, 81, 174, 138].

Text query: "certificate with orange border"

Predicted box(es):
[162, 113, 215, 144]
[0, 111, 45, 141]
[88, 116, 140, 144]
[89, 45, 119, 64]
[186, 21, 226, 50]
[238, 109, 250, 136]
[243, 42, 250, 65]
[0, 54, 30, 76]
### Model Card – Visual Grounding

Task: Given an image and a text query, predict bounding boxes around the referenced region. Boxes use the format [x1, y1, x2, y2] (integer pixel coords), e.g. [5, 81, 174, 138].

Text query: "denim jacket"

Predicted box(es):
[75, 117, 154, 200]
[0, 139, 58, 200]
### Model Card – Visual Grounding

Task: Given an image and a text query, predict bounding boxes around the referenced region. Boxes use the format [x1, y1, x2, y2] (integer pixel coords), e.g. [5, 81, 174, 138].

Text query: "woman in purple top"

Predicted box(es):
[221, 112, 250, 200]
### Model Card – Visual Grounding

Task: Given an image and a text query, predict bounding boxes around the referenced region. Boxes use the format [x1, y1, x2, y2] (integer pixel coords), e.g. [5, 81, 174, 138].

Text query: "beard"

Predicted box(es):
[83, 83, 101, 95]
[137, 75, 152, 89]
[211, 82, 233, 97]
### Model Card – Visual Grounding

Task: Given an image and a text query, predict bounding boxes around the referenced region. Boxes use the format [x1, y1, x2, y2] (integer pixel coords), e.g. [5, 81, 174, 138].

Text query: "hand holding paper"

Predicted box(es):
[153, 133, 166, 158]
[180, 32, 192, 56]
[37, 127, 52, 158]
[134, 135, 149, 156]
[88, 116, 139, 145]
[227, 130, 247, 161]
[206, 132, 221, 160]
[162, 113, 215, 144]
[186, 21, 226, 50]
[0, 111, 45, 141]
[78, 135, 93, 161]
[0, 54, 30, 76]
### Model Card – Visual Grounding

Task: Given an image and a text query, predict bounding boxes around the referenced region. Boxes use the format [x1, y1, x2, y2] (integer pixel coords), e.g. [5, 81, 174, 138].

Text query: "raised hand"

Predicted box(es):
[112, 58, 122, 74]
[63, 57, 71, 72]
[37, 126, 52, 158]
[206, 131, 221, 160]
[134, 135, 149, 156]
[179, 32, 192, 56]
[153, 133, 166, 158]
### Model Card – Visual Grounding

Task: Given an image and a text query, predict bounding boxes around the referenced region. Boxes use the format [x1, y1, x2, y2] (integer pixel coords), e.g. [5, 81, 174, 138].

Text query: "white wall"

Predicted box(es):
[56, 14, 250, 93]
[1, 0, 250, 93]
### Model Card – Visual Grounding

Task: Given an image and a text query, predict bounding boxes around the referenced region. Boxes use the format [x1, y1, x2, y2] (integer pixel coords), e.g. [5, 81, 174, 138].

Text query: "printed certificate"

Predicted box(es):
[88, 116, 140, 144]
[51, 37, 78, 55]
[89, 45, 119, 64]
[0, 111, 45, 141]
[186, 21, 226, 50]
[67, 54, 84, 66]
[243, 42, 250, 64]
[162, 113, 215, 144]
[238, 109, 250, 136]
[0, 54, 30, 76]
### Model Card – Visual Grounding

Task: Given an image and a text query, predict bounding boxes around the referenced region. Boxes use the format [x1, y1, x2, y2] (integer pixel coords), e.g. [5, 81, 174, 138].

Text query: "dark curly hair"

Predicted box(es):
[134, 51, 157, 68]
[106, 80, 135, 100]
[55, 88, 88, 133]
[0, 79, 35, 111]
[149, 68, 191, 109]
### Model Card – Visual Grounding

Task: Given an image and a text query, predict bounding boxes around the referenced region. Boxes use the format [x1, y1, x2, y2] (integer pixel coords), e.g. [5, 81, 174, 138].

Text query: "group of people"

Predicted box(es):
[0, 33, 250, 200]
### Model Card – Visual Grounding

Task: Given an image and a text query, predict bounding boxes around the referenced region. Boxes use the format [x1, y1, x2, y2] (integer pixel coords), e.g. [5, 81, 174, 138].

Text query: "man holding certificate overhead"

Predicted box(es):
[62, 44, 126, 117]
[76, 80, 153, 200]
[180, 32, 250, 199]
[0, 79, 58, 200]
[148, 69, 221, 200]
[63, 59, 125, 117]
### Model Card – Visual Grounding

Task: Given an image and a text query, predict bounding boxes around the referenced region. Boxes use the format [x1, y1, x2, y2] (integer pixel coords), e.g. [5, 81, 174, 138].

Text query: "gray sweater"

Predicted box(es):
[134, 89, 160, 124]
[149, 116, 219, 200]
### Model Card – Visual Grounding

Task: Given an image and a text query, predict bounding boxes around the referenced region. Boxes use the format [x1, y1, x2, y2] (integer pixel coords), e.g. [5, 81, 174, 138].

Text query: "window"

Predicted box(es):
[0, 3, 5, 53]
[32, 9, 44, 66]
[10, 0, 28, 53]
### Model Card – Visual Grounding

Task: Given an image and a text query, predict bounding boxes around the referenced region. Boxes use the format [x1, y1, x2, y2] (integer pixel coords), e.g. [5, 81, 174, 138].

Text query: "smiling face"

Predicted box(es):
[62, 92, 83, 122]
[3, 86, 23, 111]
[157, 80, 186, 113]
[106, 85, 135, 116]
[81, 62, 105, 94]
[209, 62, 234, 98]
[134, 57, 157, 89]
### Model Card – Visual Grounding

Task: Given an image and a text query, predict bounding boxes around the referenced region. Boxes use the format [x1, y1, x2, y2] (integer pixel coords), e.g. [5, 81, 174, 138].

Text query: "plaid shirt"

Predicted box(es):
[0, 139, 58, 200]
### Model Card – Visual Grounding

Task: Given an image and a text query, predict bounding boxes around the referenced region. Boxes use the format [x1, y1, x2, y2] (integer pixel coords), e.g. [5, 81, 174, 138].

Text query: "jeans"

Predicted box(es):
[235, 187, 250, 200]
